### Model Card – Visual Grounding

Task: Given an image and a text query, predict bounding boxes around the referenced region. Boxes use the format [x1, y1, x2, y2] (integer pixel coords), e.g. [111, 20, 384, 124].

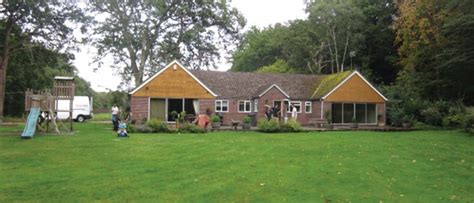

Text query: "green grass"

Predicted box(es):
[0, 123, 473, 202]
[92, 113, 111, 121]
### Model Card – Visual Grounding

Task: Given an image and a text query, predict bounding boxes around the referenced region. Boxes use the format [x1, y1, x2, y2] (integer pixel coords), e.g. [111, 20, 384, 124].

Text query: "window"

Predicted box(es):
[331, 103, 377, 124]
[343, 103, 354, 123]
[285, 101, 301, 113]
[305, 101, 312, 113]
[254, 100, 258, 112]
[215, 100, 228, 112]
[332, 103, 342, 123]
[238, 100, 251, 113]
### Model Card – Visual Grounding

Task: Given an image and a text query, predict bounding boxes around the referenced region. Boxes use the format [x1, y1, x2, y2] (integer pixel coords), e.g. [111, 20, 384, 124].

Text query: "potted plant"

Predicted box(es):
[211, 115, 221, 129]
[350, 117, 358, 129]
[324, 110, 333, 130]
[242, 116, 251, 130]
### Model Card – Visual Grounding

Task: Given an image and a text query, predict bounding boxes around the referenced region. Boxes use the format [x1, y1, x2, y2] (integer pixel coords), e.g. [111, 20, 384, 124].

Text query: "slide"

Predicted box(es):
[21, 107, 41, 138]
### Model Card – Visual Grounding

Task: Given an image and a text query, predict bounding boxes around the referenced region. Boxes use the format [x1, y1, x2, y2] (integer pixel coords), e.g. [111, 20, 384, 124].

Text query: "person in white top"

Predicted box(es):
[291, 104, 298, 120]
[111, 104, 120, 131]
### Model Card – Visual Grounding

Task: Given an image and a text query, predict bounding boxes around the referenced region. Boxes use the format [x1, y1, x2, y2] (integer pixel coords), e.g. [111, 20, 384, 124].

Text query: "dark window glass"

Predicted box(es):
[356, 104, 366, 123]
[332, 103, 342, 123]
[343, 103, 354, 123]
[367, 104, 376, 123]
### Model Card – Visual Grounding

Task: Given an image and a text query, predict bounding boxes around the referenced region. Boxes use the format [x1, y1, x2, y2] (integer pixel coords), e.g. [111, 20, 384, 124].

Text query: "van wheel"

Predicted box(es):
[76, 115, 85, 123]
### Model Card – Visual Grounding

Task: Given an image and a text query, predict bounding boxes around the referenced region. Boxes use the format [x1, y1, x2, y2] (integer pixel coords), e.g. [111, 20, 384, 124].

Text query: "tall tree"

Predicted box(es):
[0, 1, 84, 118]
[307, 0, 366, 73]
[393, 0, 474, 103]
[354, 0, 398, 84]
[87, 0, 245, 86]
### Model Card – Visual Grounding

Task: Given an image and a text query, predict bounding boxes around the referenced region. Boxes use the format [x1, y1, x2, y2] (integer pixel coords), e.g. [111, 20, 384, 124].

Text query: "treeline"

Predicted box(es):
[230, 0, 474, 105]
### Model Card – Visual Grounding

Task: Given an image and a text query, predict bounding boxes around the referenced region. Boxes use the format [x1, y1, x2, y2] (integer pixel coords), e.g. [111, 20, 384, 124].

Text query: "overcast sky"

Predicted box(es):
[75, 0, 307, 92]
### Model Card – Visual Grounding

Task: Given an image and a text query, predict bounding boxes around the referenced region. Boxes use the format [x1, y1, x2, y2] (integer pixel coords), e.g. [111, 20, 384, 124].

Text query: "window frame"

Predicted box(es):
[238, 100, 251, 113]
[215, 100, 229, 113]
[331, 102, 378, 124]
[305, 101, 312, 113]
[287, 101, 302, 113]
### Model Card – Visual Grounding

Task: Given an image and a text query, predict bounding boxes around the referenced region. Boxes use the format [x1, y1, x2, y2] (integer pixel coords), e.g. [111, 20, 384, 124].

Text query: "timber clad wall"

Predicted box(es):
[325, 74, 385, 103]
[131, 96, 148, 123]
[133, 63, 214, 99]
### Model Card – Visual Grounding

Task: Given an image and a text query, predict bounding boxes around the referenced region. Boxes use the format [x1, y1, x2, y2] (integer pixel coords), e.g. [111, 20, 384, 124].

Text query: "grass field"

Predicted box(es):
[0, 123, 473, 202]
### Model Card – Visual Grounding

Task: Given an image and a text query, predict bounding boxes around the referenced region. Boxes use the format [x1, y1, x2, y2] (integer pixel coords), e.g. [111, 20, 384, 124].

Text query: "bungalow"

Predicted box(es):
[130, 61, 388, 126]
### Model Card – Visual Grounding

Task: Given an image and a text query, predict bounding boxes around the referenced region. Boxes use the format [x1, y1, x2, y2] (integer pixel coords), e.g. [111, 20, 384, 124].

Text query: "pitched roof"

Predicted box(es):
[189, 70, 326, 99]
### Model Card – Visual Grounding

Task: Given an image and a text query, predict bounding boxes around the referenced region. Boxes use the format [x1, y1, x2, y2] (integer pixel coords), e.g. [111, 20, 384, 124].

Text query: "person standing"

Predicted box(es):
[272, 104, 281, 121]
[265, 105, 273, 121]
[291, 104, 298, 120]
[111, 104, 119, 131]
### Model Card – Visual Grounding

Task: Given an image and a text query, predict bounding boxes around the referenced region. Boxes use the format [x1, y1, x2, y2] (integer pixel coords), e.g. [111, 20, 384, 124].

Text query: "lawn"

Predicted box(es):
[0, 123, 473, 202]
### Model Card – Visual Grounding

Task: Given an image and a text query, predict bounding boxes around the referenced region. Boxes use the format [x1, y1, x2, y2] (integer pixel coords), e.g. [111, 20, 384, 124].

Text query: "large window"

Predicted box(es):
[331, 103, 377, 124]
[305, 101, 312, 113]
[238, 100, 251, 113]
[215, 100, 229, 112]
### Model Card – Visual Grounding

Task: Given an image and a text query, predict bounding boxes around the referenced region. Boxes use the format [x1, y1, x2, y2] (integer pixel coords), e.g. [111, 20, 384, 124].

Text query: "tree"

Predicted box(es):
[231, 25, 289, 72]
[393, 0, 474, 104]
[354, 0, 398, 84]
[256, 59, 294, 73]
[0, 1, 85, 118]
[4, 44, 92, 116]
[87, 0, 245, 87]
[307, 1, 366, 73]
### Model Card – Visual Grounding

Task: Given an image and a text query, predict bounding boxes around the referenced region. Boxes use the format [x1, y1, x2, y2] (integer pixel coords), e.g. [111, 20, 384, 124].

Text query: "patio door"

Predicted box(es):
[150, 98, 166, 121]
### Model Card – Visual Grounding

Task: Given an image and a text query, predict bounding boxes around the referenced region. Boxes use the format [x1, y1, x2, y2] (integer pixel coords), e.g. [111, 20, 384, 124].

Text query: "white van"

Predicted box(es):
[56, 96, 94, 122]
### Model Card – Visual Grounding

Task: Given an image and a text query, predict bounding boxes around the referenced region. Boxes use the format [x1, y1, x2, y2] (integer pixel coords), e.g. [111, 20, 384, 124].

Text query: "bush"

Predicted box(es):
[242, 116, 251, 124]
[179, 123, 206, 133]
[145, 119, 170, 132]
[135, 125, 153, 133]
[126, 124, 136, 133]
[461, 114, 474, 136]
[280, 119, 302, 132]
[211, 115, 220, 123]
[442, 114, 466, 128]
[257, 119, 280, 133]
[421, 107, 443, 126]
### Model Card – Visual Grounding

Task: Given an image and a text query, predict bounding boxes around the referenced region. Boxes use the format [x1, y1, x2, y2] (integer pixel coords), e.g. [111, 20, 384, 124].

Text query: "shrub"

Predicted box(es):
[145, 119, 170, 132]
[257, 119, 280, 133]
[280, 119, 302, 132]
[211, 115, 220, 123]
[179, 123, 206, 133]
[135, 125, 153, 133]
[461, 114, 474, 134]
[126, 124, 136, 133]
[242, 116, 251, 124]
[421, 107, 443, 126]
[442, 114, 466, 128]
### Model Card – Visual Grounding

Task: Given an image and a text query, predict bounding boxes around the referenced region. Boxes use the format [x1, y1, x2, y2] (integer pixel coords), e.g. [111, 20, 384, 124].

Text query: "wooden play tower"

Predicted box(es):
[23, 76, 75, 136]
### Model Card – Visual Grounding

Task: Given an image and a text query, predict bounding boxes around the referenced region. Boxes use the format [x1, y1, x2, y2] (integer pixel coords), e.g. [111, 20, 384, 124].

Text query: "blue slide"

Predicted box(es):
[21, 107, 41, 138]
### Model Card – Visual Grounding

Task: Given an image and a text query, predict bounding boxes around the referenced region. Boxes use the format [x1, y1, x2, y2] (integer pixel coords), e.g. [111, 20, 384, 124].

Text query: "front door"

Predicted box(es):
[150, 98, 166, 121]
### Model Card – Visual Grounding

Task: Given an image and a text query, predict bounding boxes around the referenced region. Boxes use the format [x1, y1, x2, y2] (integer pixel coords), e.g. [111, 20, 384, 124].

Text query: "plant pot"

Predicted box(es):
[212, 122, 221, 129]
[242, 123, 251, 130]
[350, 123, 358, 129]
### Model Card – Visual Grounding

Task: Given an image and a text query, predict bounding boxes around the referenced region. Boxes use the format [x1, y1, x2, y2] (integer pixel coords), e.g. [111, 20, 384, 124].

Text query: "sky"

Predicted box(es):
[75, 0, 307, 92]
